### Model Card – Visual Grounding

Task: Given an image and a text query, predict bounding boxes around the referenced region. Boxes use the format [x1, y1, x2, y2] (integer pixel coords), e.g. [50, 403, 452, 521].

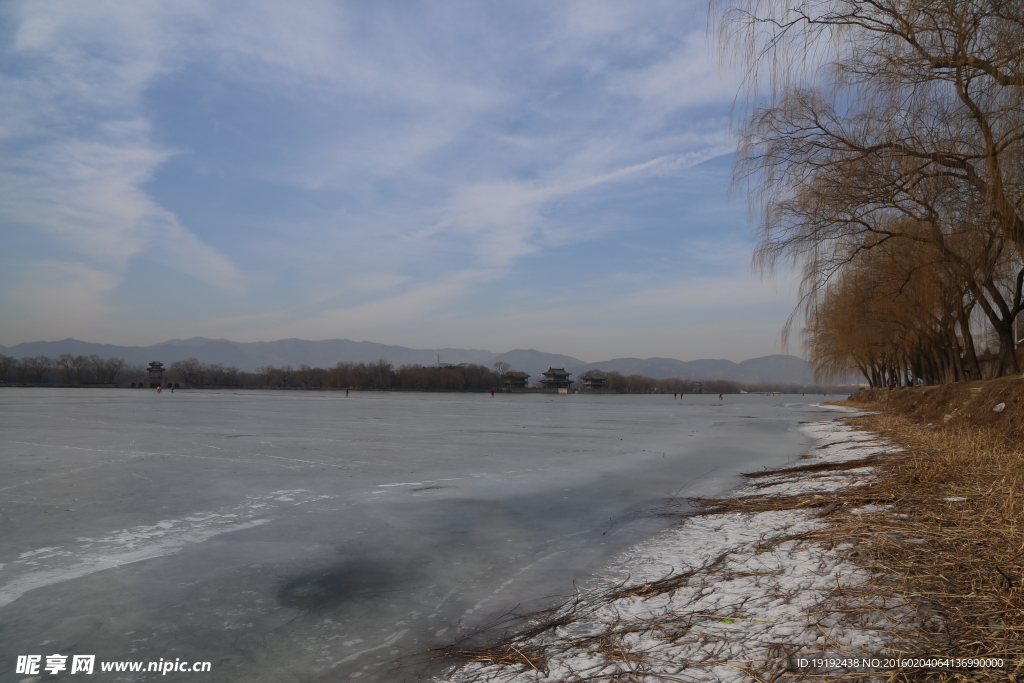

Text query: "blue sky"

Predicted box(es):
[0, 0, 799, 361]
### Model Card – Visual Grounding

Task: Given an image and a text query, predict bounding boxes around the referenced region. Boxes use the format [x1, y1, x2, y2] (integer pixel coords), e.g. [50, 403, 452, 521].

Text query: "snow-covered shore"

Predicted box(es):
[441, 410, 898, 682]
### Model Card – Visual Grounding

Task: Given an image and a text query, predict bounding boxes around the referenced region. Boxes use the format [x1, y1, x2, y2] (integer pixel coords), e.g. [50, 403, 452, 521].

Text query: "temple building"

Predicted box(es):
[502, 371, 530, 390]
[540, 367, 573, 389]
[578, 371, 608, 390]
[147, 361, 165, 388]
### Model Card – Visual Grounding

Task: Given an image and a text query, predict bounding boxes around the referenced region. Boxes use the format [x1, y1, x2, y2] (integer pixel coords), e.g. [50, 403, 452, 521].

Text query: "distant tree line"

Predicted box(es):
[0, 353, 853, 394]
[0, 354, 136, 385]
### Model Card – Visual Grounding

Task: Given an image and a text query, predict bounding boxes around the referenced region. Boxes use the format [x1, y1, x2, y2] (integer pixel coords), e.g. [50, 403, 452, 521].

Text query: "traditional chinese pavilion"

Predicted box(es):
[540, 367, 572, 389]
[578, 371, 608, 390]
[502, 371, 530, 390]
[147, 361, 165, 388]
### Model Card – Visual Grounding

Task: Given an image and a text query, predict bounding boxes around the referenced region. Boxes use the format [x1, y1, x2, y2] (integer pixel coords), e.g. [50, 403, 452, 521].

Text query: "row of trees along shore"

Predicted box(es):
[723, 0, 1024, 387]
[0, 354, 852, 394]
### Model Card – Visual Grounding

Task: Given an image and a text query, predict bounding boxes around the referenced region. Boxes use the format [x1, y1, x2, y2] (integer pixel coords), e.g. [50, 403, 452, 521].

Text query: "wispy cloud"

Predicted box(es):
[0, 1, 787, 359]
[0, 0, 243, 299]
[422, 151, 724, 269]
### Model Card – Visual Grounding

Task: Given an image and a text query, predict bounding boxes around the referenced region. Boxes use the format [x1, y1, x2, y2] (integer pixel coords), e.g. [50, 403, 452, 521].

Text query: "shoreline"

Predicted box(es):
[436, 406, 899, 682]
[0, 384, 853, 395]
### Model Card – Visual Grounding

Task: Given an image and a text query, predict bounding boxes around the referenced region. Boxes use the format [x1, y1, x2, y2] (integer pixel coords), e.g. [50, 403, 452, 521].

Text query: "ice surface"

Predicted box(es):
[0, 389, 840, 681]
[445, 409, 896, 683]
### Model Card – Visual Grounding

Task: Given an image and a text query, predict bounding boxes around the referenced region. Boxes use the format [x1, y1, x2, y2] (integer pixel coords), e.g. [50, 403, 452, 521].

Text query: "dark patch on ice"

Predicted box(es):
[278, 559, 406, 610]
[233, 632, 266, 652]
[411, 485, 452, 491]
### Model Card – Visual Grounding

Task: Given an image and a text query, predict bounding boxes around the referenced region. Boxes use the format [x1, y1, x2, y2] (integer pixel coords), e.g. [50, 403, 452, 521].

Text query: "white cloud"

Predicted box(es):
[198, 1, 506, 187]
[421, 150, 727, 270]
[238, 273, 486, 343]
[0, 128, 244, 291]
[0, 0, 243, 298]
[0, 0, 796, 357]
[604, 33, 742, 113]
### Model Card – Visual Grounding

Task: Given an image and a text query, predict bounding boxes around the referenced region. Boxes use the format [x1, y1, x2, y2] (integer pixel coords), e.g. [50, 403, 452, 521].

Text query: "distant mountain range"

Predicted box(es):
[0, 337, 816, 385]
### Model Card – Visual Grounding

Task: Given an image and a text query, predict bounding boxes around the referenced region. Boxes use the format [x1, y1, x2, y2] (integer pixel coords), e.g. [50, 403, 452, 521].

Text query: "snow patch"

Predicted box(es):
[0, 490, 331, 609]
[443, 411, 897, 682]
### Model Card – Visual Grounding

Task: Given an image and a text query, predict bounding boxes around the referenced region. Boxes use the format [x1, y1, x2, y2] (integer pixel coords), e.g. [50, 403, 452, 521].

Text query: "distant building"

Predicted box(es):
[540, 367, 573, 389]
[578, 371, 608, 390]
[147, 361, 165, 388]
[502, 371, 530, 390]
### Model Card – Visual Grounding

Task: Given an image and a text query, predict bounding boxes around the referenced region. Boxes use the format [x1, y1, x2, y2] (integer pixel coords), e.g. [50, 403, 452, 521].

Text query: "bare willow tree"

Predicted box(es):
[102, 357, 127, 384]
[297, 364, 316, 387]
[55, 354, 85, 384]
[255, 365, 275, 386]
[170, 357, 205, 386]
[806, 229, 983, 385]
[275, 364, 293, 388]
[720, 0, 1024, 381]
[0, 354, 14, 383]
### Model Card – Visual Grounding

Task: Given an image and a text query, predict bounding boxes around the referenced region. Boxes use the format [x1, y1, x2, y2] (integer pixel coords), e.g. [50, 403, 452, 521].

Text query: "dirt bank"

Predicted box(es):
[850, 376, 1024, 443]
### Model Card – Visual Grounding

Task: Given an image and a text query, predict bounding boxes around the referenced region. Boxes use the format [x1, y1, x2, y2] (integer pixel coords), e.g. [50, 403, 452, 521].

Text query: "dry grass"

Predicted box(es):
[821, 408, 1024, 681]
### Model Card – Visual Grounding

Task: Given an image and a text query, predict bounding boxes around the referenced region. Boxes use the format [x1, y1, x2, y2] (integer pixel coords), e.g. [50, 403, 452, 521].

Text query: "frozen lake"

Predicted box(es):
[0, 389, 837, 681]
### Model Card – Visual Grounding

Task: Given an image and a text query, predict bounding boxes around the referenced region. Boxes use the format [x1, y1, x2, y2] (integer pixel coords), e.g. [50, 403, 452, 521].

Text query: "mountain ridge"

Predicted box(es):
[0, 337, 814, 384]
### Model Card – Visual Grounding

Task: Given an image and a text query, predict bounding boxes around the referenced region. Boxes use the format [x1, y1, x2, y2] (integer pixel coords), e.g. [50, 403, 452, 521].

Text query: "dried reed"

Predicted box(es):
[822, 409, 1024, 681]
